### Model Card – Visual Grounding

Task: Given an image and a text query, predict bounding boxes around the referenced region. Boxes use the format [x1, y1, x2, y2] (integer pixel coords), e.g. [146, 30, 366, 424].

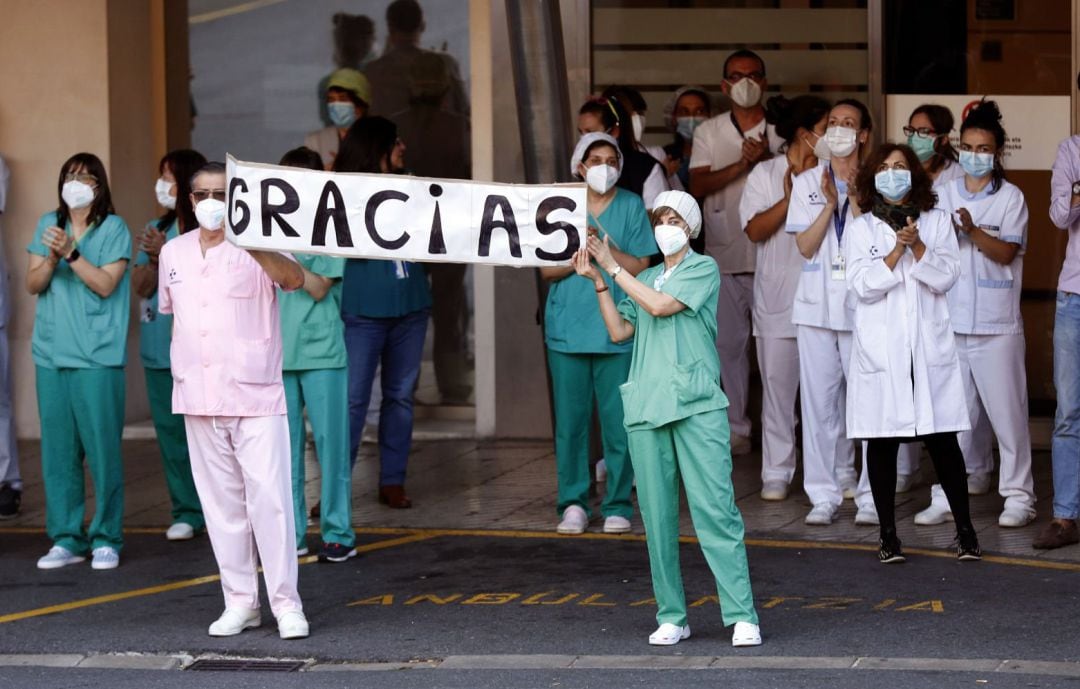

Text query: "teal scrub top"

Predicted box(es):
[135, 218, 178, 370]
[545, 187, 656, 354]
[279, 254, 347, 370]
[28, 211, 132, 369]
[616, 251, 728, 430]
[341, 259, 431, 318]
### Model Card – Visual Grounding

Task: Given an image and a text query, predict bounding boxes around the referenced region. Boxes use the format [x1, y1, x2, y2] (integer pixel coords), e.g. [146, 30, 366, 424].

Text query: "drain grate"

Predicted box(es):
[187, 659, 305, 672]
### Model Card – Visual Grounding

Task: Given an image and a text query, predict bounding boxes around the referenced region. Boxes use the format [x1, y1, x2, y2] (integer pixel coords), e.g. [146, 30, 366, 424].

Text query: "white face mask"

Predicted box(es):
[155, 177, 176, 210]
[61, 180, 95, 210]
[653, 223, 689, 256]
[728, 78, 762, 109]
[631, 113, 646, 142]
[194, 199, 226, 231]
[825, 126, 859, 158]
[805, 132, 831, 161]
[585, 164, 619, 195]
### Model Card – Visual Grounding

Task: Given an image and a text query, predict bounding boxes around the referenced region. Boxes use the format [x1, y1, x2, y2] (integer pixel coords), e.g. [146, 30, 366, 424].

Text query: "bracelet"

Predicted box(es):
[595, 285, 609, 294]
[64, 248, 81, 263]
[608, 265, 623, 279]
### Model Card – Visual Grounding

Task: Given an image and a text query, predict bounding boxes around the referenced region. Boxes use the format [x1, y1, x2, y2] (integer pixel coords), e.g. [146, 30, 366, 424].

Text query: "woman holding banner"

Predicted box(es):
[573, 189, 761, 648]
[335, 117, 430, 509]
[543, 132, 654, 536]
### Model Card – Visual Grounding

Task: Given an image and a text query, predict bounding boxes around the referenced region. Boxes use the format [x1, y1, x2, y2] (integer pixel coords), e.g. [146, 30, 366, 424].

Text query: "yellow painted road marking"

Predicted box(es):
[0, 532, 436, 625]
[189, 0, 288, 25]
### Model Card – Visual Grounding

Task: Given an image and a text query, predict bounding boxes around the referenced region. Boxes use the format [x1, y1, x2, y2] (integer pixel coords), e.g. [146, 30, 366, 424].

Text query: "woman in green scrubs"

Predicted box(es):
[26, 153, 132, 571]
[573, 189, 761, 648]
[278, 147, 355, 564]
[543, 132, 655, 535]
[132, 149, 206, 542]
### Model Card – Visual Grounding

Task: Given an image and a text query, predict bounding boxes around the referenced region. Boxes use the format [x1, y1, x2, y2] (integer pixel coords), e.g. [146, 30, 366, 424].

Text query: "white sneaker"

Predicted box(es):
[595, 458, 607, 483]
[603, 515, 631, 534]
[277, 610, 309, 640]
[854, 507, 879, 525]
[165, 522, 195, 541]
[91, 547, 120, 570]
[732, 621, 762, 647]
[760, 480, 789, 501]
[895, 473, 917, 493]
[914, 502, 954, 526]
[37, 546, 85, 570]
[840, 480, 857, 500]
[804, 503, 837, 526]
[556, 505, 588, 535]
[208, 608, 261, 637]
[967, 473, 992, 495]
[998, 505, 1035, 528]
[730, 434, 752, 456]
[649, 623, 690, 646]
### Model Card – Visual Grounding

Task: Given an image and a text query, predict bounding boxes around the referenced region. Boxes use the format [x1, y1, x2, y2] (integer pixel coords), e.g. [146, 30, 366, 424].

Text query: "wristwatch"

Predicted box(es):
[1072, 181, 1080, 196]
[64, 248, 81, 263]
[608, 265, 623, 279]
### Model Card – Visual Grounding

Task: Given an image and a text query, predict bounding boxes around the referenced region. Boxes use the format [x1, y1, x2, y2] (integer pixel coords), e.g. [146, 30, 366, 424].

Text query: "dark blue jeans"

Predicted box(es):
[344, 310, 429, 486]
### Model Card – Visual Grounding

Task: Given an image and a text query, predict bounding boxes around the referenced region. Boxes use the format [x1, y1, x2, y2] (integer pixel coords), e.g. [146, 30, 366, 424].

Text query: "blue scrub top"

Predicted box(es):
[544, 187, 656, 354]
[135, 218, 178, 370]
[28, 212, 132, 369]
[341, 259, 432, 318]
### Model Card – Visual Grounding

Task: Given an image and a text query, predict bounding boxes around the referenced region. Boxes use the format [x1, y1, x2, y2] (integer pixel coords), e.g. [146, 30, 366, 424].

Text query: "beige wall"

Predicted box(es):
[0, 0, 168, 437]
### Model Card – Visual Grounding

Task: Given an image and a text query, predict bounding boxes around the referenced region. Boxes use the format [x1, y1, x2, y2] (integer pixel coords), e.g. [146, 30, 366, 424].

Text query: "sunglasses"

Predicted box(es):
[191, 190, 227, 202]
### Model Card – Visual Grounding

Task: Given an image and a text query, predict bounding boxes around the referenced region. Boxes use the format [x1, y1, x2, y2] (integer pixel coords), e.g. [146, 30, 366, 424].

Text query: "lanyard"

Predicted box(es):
[653, 251, 691, 291]
[730, 112, 769, 150]
[829, 166, 850, 243]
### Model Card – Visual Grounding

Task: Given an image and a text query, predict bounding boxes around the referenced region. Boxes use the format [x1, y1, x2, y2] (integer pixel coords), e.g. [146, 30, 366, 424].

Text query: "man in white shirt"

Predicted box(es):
[689, 50, 780, 454]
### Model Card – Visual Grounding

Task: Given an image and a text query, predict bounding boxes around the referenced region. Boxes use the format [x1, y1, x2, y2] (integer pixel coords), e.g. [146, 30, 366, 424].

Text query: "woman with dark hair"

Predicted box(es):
[845, 143, 980, 563]
[26, 153, 132, 570]
[335, 117, 429, 509]
[133, 149, 207, 543]
[904, 104, 963, 187]
[578, 96, 669, 209]
[739, 94, 830, 502]
[543, 133, 654, 536]
[916, 100, 1036, 530]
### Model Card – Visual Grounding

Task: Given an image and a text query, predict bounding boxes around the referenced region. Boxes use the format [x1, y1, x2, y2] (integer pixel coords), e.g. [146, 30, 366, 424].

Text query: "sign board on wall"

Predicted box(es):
[885, 95, 1070, 170]
[224, 156, 587, 267]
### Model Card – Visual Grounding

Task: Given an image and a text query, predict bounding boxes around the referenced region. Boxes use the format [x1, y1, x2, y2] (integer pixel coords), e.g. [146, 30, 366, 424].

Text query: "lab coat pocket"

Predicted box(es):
[854, 325, 888, 374]
[619, 381, 646, 426]
[226, 264, 257, 299]
[672, 361, 716, 405]
[975, 259, 1017, 325]
[795, 264, 824, 305]
[923, 319, 957, 367]
[80, 286, 108, 316]
[234, 338, 277, 384]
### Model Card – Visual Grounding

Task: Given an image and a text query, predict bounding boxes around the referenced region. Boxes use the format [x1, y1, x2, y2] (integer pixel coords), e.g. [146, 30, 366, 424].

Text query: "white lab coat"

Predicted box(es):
[845, 209, 970, 438]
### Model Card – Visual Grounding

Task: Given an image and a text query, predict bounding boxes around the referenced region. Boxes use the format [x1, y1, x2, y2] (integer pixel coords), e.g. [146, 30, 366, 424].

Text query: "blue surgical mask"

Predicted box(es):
[907, 134, 936, 162]
[328, 101, 358, 129]
[676, 116, 705, 140]
[874, 168, 912, 203]
[959, 150, 995, 178]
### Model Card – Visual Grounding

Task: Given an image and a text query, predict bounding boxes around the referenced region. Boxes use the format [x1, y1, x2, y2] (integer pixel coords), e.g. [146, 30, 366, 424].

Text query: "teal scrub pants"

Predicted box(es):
[547, 350, 633, 519]
[145, 367, 204, 530]
[284, 368, 355, 549]
[36, 366, 126, 553]
[628, 408, 758, 627]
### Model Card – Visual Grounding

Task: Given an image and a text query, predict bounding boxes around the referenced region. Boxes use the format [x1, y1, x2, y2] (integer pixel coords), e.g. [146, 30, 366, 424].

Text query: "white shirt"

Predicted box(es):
[932, 159, 965, 189]
[645, 144, 684, 192]
[845, 209, 969, 438]
[937, 177, 1027, 335]
[785, 160, 857, 331]
[739, 156, 803, 338]
[641, 161, 671, 210]
[690, 112, 780, 273]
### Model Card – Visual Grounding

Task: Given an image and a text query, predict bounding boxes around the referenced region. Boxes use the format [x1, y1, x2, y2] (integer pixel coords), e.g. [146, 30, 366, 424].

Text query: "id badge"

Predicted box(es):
[139, 298, 155, 324]
[830, 254, 846, 281]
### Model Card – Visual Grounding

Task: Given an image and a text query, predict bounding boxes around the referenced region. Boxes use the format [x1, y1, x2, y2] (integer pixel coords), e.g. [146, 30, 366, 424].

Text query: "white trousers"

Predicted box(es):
[716, 273, 755, 438]
[929, 333, 1035, 511]
[797, 325, 856, 508]
[185, 414, 302, 617]
[755, 335, 799, 484]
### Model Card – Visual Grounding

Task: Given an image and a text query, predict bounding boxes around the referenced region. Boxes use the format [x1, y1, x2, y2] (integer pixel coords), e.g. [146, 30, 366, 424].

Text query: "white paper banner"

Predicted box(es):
[885, 95, 1071, 171]
[225, 155, 587, 267]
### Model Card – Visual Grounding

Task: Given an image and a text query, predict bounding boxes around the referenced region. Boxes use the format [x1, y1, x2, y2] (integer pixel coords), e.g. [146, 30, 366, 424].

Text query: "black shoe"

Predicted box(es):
[309, 501, 321, 520]
[957, 529, 982, 561]
[878, 534, 905, 564]
[318, 542, 358, 563]
[0, 483, 21, 519]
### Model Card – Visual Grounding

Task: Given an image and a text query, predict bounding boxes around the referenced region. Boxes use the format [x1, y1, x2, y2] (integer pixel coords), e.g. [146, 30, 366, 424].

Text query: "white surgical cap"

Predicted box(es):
[652, 190, 702, 238]
[570, 132, 622, 179]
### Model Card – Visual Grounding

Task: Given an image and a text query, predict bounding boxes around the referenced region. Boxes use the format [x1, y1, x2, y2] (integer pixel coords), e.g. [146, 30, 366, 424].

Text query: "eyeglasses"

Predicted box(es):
[726, 71, 765, 83]
[64, 173, 97, 185]
[191, 190, 227, 202]
[902, 126, 938, 139]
